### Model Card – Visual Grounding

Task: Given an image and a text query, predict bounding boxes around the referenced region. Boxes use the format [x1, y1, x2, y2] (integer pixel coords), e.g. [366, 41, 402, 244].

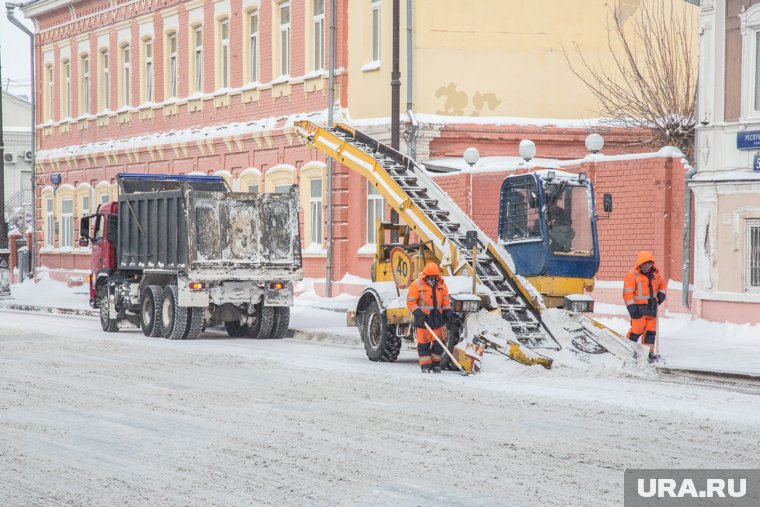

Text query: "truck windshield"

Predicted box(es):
[93, 214, 104, 243]
[545, 182, 594, 257]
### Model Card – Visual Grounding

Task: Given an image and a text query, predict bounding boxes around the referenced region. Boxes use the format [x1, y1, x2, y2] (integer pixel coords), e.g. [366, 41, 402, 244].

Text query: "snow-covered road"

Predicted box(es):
[1, 311, 759, 506]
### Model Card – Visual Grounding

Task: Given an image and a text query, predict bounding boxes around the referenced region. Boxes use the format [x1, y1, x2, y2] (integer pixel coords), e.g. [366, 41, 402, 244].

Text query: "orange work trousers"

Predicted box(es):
[416, 326, 444, 366]
[627, 315, 657, 352]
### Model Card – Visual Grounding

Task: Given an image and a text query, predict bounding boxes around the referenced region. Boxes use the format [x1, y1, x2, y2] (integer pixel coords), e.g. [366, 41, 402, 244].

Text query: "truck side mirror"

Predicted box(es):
[528, 192, 538, 209]
[106, 214, 119, 243]
[78, 237, 90, 247]
[80, 216, 90, 241]
[603, 193, 613, 213]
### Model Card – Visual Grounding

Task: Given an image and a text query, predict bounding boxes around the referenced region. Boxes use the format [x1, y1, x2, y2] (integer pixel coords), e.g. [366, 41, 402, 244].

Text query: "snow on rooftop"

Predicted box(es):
[692, 169, 760, 182]
[424, 156, 562, 175]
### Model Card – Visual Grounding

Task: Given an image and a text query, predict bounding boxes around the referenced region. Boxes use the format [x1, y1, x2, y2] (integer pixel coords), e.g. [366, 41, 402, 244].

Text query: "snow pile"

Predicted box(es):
[9, 272, 90, 310]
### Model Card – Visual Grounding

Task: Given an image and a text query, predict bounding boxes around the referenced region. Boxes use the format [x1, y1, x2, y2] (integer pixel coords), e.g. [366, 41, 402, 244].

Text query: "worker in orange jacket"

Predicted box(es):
[407, 262, 452, 373]
[623, 251, 666, 363]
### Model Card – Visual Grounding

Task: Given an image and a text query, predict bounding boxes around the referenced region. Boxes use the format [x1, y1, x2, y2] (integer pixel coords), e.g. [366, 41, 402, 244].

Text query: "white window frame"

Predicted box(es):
[62, 59, 71, 118]
[101, 50, 110, 111]
[46, 64, 54, 121]
[279, 1, 291, 77]
[312, 0, 325, 71]
[219, 19, 230, 88]
[194, 26, 203, 93]
[81, 55, 90, 114]
[249, 11, 259, 82]
[145, 38, 153, 102]
[61, 199, 74, 248]
[309, 178, 323, 245]
[747, 219, 760, 291]
[167, 33, 178, 98]
[122, 45, 131, 106]
[367, 181, 384, 245]
[740, 5, 760, 121]
[274, 184, 291, 194]
[45, 198, 54, 246]
[247, 183, 259, 193]
[371, 0, 381, 63]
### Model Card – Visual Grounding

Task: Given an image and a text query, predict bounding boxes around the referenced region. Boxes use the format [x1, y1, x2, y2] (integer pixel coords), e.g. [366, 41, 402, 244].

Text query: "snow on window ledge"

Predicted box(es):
[357, 243, 376, 255]
[361, 61, 381, 73]
[303, 243, 327, 257]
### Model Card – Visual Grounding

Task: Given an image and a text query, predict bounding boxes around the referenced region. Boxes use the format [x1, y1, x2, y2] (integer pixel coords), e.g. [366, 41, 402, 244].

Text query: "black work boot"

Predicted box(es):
[431, 362, 442, 373]
[420, 364, 432, 373]
[648, 351, 659, 363]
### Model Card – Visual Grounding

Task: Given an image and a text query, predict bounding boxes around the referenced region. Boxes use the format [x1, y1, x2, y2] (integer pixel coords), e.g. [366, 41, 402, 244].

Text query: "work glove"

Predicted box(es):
[657, 293, 666, 305]
[443, 309, 453, 322]
[626, 305, 640, 319]
[413, 309, 426, 328]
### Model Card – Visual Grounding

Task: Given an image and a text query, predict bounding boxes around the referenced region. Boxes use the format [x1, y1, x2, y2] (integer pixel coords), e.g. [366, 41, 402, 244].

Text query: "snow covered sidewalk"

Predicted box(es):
[3, 277, 759, 378]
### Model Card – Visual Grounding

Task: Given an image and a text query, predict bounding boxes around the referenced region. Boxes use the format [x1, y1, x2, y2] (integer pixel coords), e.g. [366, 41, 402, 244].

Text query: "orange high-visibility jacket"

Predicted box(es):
[406, 263, 452, 316]
[622, 251, 666, 317]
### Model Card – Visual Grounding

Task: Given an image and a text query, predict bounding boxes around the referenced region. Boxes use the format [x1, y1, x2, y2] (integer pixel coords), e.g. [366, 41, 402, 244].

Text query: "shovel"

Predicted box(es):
[424, 322, 470, 376]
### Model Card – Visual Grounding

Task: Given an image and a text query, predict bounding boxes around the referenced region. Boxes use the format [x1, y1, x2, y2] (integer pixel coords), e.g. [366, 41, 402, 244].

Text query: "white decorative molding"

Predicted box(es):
[739, 4, 760, 121]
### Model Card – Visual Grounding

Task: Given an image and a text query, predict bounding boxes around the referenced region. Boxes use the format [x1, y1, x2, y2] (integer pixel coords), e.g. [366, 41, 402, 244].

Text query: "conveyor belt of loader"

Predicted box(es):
[296, 121, 563, 350]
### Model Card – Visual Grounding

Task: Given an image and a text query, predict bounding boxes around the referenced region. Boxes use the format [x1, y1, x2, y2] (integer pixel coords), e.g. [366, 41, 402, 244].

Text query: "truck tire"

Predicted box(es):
[98, 284, 119, 333]
[246, 305, 276, 339]
[161, 285, 189, 340]
[140, 285, 164, 337]
[184, 307, 204, 340]
[441, 316, 464, 371]
[224, 321, 248, 337]
[270, 307, 291, 339]
[362, 300, 401, 362]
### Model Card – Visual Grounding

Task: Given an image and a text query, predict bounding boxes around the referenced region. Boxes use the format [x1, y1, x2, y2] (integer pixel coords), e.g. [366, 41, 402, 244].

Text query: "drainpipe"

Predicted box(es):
[682, 72, 700, 308]
[406, 0, 415, 159]
[6, 4, 35, 279]
[325, 0, 337, 297]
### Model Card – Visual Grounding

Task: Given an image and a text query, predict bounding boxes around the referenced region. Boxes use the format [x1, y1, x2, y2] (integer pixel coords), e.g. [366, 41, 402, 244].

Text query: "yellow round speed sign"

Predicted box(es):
[390, 247, 414, 289]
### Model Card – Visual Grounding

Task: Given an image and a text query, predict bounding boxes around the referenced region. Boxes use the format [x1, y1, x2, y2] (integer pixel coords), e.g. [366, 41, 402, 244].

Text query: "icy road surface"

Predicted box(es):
[1, 311, 759, 507]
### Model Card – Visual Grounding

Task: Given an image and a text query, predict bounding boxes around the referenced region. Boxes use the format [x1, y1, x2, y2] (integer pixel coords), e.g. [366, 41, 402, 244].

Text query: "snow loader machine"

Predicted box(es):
[79, 173, 303, 340]
[296, 121, 640, 369]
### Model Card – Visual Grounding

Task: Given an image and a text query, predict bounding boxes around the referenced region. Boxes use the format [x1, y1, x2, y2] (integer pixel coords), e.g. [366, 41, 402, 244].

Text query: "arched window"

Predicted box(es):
[56, 184, 76, 249]
[41, 187, 55, 247]
[238, 167, 261, 193]
[264, 165, 296, 193]
[300, 163, 326, 250]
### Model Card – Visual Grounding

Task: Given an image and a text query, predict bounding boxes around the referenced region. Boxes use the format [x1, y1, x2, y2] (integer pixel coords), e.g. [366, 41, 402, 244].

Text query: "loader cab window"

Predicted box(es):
[544, 181, 594, 256]
[499, 177, 541, 243]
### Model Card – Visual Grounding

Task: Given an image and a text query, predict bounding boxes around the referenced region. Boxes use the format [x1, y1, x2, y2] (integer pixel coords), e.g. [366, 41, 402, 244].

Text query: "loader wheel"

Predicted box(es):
[161, 285, 189, 340]
[362, 300, 401, 362]
[140, 285, 164, 337]
[270, 307, 290, 339]
[441, 316, 464, 371]
[98, 284, 119, 333]
[184, 307, 204, 340]
[224, 320, 248, 337]
[247, 305, 276, 339]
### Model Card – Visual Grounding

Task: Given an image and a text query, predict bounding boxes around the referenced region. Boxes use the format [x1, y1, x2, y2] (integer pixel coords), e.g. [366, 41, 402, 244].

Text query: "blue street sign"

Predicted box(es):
[737, 130, 760, 150]
[754, 153, 760, 172]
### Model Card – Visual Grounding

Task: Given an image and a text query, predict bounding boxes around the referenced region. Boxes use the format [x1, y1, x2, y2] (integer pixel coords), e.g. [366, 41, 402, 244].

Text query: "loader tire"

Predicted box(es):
[224, 320, 248, 337]
[140, 285, 164, 337]
[184, 307, 204, 340]
[161, 285, 189, 340]
[247, 305, 276, 339]
[362, 301, 401, 362]
[441, 316, 464, 371]
[270, 307, 290, 339]
[98, 284, 119, 333]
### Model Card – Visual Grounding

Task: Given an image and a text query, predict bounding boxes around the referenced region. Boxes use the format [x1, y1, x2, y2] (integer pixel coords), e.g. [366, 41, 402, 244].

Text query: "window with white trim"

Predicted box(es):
[46, 65, 54, 121]
[274, 184, 291, 193]
[371, 0, 381, 62]
[122, 45, 131, 106]
[747, 220, 760, 291]
[194, 26, 203, 93]
[101, 50, 110, 110]
[309, 178, 323, 245]
[61, 199, 74, 248]
[220, 19, 230, 88]
[167, 33, 178, 98]
[247, 183, 259, 193]
[101, 193, 110, 204]
[279, 2, 291, 76]
[144, 38, 153, 102]
[81, 55, 90, 114]
[740, 5, 760, 119]
[367, 181, 384, 244]
[313, 0, 325, 71]
[249, 11, 259, 82]
[62, 59, 71, 117]
[45, 198, 54, 246]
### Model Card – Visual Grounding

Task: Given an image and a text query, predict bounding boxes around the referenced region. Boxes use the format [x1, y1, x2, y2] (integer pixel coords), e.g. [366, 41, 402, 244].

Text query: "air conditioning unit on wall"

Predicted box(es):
[24, 150, 33, 162]
[3, 152, 16, 164]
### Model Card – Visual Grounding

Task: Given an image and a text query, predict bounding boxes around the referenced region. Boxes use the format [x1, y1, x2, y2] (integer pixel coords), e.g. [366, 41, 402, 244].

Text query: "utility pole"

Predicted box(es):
[0, 47, 11, 296]
[390, 0, 401, 237]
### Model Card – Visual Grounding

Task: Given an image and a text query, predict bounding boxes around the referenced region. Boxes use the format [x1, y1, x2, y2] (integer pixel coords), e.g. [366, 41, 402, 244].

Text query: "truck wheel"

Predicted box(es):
[270, 307, 290, 339]
[246, 305, 276, 339]
[363, 301, 401, 362]
[184, 307, 204, 340]
[224, 321, 248, 337]
[140, 285, 164, 337]
[161, 285, 189, 340]
[441, 316, 464, 371]
[98, 284, 119, 333]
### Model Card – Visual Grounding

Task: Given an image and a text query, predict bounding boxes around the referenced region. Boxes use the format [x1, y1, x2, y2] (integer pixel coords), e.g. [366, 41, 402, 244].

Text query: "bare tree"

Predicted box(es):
[564, 1, 697, 162]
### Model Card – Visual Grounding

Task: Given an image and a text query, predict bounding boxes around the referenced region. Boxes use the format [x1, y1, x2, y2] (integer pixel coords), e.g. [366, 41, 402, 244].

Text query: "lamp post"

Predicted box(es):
[0, 48, 10, 296]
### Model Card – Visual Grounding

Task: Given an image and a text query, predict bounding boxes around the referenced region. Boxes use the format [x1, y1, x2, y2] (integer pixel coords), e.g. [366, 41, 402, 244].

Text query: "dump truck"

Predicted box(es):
[295, 121, 642, 367]
[79, 173, 303, 340]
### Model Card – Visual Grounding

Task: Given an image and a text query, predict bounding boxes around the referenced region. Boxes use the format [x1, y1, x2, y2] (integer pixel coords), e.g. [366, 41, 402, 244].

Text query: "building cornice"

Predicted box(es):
[20, 0, 72, 19]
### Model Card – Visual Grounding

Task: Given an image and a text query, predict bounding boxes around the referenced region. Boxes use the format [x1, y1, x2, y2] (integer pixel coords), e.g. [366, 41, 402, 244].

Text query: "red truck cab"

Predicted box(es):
[81, 202, 118, 306]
